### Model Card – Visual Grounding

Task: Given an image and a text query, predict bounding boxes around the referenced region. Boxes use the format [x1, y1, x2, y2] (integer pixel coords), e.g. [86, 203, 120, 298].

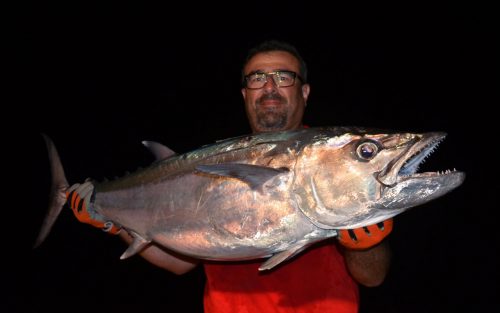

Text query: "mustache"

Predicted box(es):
[257, 93, 284, 104]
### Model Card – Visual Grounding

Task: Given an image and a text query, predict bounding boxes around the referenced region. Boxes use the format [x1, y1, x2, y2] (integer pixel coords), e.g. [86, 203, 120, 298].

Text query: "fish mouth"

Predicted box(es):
[373, 131, 465, 215]
[377, 132, 458, 187]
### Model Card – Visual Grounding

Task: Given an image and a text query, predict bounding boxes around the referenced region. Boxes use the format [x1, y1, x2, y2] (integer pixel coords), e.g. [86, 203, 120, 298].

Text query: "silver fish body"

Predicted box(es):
[36, 127, 465, 270]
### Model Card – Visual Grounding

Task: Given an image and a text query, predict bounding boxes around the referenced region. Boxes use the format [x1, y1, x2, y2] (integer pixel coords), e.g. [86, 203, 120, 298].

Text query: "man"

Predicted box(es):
[69, 40, 392, 312]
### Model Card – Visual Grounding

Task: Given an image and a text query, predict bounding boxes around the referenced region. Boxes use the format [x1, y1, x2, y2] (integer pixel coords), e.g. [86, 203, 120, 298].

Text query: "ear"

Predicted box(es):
[241, 87, 247, 100]
[302, 83, 311, 105]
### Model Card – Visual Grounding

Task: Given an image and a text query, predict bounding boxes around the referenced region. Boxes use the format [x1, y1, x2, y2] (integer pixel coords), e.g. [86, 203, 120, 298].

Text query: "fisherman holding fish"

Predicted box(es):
[64, 40, 394, 313]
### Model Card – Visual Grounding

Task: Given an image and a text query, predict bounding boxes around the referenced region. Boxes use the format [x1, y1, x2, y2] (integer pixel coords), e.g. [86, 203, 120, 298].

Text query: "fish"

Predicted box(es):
[34, 127, 465, 271]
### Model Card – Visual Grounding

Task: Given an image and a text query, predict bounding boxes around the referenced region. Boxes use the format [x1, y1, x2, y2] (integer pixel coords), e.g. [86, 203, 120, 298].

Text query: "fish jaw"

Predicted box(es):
[375, 170, 465, 212]
[332, 171, 466, 229]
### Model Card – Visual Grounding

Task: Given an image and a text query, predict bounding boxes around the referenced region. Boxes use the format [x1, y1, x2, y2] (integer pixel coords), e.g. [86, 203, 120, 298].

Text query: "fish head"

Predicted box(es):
[292, 129, 465, 229]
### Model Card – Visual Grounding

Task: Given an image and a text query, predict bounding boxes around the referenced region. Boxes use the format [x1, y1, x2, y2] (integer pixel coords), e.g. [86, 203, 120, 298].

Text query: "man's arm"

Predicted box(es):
[337, 219, 393, 287]
[66, 180, 390, 279]
[119, 231, 199, 275]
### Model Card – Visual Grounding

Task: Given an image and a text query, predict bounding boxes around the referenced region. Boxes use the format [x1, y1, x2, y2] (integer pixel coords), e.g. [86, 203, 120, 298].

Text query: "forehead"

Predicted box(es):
[244, 51, 300, 74]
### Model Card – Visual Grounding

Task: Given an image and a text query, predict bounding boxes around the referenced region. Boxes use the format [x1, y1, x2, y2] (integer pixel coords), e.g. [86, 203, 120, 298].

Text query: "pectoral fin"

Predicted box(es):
[258, 243, 310, 271]
[196, 163, 288, 191]
[120, 231, 151, 259]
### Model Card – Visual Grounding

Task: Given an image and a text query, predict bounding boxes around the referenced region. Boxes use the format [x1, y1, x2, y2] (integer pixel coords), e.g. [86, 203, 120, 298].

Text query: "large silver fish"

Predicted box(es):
[35, 127, 465, 270]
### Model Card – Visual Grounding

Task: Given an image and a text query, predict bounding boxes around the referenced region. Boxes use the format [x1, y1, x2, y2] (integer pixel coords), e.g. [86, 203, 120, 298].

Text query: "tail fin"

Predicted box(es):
[33, 134, 70, 248]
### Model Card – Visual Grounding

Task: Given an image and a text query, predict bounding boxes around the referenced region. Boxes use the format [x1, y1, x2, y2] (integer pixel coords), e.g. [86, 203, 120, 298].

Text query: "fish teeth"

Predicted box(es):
[400, 137, 444, 176]
[435, 169, 455, 176]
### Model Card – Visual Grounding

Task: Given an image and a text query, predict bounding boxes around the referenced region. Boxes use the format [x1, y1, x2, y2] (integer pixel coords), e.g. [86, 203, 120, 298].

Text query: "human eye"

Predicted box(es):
[249, 73, 265, 83]
[277, 71, 293, 82]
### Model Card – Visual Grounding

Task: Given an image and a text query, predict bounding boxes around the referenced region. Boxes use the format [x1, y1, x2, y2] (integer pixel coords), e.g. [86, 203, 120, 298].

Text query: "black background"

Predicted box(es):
[7, 1, 498, 312]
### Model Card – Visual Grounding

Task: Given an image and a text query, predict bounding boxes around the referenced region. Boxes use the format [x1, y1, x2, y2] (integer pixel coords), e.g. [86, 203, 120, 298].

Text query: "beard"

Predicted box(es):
[256, 108, 287, 130]
[255, 93, 288, 131]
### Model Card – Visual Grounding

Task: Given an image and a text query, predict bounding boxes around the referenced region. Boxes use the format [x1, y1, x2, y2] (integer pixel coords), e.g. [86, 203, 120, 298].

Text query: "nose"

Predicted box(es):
[263, 75, 278, 92]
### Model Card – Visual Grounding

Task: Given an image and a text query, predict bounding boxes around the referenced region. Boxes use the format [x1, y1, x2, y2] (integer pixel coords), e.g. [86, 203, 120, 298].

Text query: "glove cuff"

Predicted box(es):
[338, 218, 393, 250]
[103, 221, 122, 235]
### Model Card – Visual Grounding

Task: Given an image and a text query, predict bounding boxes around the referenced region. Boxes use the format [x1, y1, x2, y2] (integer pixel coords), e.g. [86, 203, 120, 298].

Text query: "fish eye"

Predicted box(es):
[356, 141, 379, 160]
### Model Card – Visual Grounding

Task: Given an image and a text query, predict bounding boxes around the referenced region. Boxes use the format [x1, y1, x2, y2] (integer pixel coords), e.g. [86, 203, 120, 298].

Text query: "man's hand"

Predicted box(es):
[338, 219, 393, 250]
[66, 181, 121, 234]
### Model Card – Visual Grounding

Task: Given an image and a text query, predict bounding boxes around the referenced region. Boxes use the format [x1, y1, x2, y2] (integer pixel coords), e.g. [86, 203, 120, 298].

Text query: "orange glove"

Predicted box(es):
[66, 181, 121, 234]
[338, 218, 393, 250]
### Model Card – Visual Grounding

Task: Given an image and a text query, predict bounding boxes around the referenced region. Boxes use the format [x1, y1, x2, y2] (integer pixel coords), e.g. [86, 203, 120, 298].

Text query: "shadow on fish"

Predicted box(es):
[34, 127, 465, 271]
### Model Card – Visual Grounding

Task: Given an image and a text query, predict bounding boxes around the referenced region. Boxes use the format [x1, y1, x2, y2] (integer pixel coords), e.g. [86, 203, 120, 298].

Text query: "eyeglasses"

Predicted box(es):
[244, 71, 304, 89]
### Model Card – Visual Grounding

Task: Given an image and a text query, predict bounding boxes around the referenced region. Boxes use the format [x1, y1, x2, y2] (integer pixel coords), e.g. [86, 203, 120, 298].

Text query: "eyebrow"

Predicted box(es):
[246, 69, 294, 76]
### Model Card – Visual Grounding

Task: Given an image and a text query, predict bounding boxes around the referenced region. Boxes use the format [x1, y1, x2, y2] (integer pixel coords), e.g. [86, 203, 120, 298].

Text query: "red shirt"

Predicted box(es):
[203, 240, 359, 313]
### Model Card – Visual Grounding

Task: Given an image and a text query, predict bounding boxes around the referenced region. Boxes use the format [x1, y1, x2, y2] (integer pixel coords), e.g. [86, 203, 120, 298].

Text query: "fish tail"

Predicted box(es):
[33, 134, 70, 248]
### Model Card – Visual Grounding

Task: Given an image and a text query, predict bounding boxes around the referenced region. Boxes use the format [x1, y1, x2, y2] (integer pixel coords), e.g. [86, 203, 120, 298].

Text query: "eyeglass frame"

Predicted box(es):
[243, 70, 305, 89]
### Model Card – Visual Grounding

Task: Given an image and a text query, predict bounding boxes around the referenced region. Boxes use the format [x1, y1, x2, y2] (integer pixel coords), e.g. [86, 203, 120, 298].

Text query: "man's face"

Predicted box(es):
[242, 51, 310, 133]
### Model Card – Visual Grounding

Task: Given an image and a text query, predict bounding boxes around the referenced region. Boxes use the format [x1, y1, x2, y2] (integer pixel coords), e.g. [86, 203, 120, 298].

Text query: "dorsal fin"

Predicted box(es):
[142, 141, 176, 160]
